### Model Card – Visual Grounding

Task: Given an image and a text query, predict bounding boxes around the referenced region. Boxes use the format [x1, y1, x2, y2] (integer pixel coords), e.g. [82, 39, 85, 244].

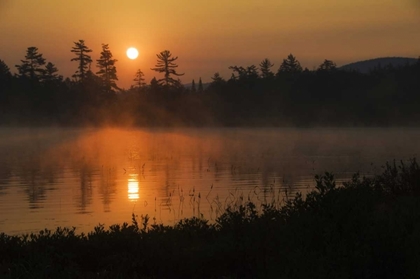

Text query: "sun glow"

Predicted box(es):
[128, 173, 139, 200]
[126, 47, 139, 60]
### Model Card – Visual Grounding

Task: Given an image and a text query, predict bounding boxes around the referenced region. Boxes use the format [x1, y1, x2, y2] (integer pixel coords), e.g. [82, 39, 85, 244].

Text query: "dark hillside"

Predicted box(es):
[340, 57, 418, 73]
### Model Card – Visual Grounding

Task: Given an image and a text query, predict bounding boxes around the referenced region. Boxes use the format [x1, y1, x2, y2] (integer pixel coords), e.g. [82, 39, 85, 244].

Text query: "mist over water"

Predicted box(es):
[0, 127, 419, 235]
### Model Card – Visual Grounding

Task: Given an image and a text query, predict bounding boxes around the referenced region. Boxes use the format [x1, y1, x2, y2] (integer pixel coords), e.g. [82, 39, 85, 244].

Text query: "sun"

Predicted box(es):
[126, 47, 139, 60]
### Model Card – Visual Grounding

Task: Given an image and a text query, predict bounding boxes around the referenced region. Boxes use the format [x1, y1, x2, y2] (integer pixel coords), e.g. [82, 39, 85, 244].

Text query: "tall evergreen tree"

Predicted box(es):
[96, 44, 118, 92]
[229, 66, 247, 80]
[191, 79, 196, 93]
[318, 59, 337, 72]
[133, 69, 146, 88]
[229, 65, 259, 90]
[198, 77, 203, 92]
[0, 59, 11, 81]
[15, 47, 46, 80]
[229, 65, 259, 82]
[0, 60, 12, 99]
[211, 72, 224, 83]
[151, 50, 184, 87]
[208, 72, 226, 92]
[246, 65, 259, 80]
[259, 58, 274, 79]
[71, 40, 92, 82]
[43, 62, 61, 82]
[277, 54, 303, 75]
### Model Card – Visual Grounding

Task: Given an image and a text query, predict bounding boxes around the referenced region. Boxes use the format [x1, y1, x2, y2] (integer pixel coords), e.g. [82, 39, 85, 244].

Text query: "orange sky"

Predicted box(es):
[0, 0, 419, 88]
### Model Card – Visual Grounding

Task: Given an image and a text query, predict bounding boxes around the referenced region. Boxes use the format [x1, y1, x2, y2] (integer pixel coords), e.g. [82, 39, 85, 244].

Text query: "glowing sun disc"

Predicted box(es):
[126, 47, 139, 59]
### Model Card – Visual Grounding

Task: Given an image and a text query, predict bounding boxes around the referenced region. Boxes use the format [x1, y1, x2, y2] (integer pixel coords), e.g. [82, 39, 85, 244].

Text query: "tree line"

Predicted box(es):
[0, 40, 419, 126]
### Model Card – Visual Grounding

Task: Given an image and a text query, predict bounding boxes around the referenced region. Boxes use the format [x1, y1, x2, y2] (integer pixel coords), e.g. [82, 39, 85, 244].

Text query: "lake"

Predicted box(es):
[0, 127, 419, 235]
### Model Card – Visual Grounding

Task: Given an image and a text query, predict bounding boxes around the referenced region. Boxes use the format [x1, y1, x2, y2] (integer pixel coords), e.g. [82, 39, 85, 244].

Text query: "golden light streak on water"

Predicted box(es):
[128, 173, 139, 201]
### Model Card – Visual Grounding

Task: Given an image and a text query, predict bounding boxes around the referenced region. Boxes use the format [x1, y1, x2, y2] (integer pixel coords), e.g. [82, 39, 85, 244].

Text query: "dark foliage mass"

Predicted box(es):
[1, 159, 420, 278]
[0, 44, 420, 127]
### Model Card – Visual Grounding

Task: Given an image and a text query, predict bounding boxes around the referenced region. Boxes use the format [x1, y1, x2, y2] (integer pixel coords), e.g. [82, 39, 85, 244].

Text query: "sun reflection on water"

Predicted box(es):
[127, 173, 139, 201]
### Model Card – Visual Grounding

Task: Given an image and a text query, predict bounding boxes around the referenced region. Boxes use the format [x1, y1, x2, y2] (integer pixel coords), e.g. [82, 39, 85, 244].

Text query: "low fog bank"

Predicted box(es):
[1, 127, 419, 179]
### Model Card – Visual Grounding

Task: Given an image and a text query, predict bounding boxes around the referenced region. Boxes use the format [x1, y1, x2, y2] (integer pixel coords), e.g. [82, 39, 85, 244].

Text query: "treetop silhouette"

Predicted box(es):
[198, 77, 203, 92]
[0, 59, 11, 78]
[259, 58, 275, 79]
[151, 50, 184, 87]
[318, 59, 337, 72]
[133, 69, 146, 89]
[96, 43, 118, 92]
[16, 47, 46, 80]
[277, 54, 302, 74]
[229, 65, 259, 80]
[71, 40, 93, 82]
[191, 79, 196, 93]
[211, 72, 224, 83]
[43, 62, 62, 82]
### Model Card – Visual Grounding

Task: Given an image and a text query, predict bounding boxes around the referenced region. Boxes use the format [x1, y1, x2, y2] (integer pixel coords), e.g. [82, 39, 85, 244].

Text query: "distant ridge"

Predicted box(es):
[340, 57, 418, 73]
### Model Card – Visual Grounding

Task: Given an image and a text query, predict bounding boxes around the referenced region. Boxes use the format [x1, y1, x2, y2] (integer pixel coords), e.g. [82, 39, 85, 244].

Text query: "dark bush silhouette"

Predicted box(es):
[2, 159, 420, 278]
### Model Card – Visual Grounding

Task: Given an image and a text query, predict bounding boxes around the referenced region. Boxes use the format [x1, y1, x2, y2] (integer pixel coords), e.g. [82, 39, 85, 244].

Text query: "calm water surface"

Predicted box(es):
[0, 127, 419, 235]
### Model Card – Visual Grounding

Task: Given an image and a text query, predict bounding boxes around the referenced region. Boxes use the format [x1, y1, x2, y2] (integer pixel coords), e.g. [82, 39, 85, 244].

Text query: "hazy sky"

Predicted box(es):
[0, 0, 419, 88]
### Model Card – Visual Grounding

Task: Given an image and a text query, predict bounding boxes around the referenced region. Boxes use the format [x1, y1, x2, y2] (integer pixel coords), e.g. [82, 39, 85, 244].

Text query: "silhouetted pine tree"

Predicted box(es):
[43, 62, 62, 82]
[277, 54, 303, 75]
[0, 59, 12, 106]
[229, 65, 259, 90]
[71, 40, 92, 82]
[229, 66, 247, 80]
[211, 72, 224, 83]
[15, 47, 46, 80]
[318, 59, 337, 72]
[246, 65, 259, 80]
[259, 58, 274, 79]
[0, 59, 11, 81]
[133, 69, 146, 89]
[208, 72, 226, 92]
[151, 50, 184, 87]
[198, 77, 203, 92]
[96, 44, 118, 92]
[229, 65, 259, 81]
[191, 79, 196, 93]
